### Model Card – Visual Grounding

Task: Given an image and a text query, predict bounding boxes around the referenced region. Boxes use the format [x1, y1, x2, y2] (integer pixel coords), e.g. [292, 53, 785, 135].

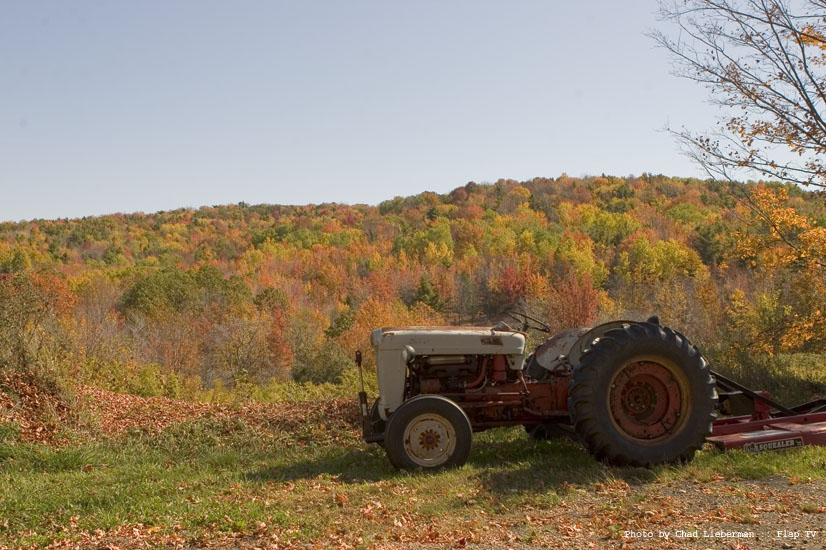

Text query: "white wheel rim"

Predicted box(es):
[402, 413, 457, 467]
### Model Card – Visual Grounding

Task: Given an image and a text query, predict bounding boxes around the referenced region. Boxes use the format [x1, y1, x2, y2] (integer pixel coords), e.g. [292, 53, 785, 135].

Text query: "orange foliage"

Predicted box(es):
[545, 273, 599, 334]
[267, 308, 292, 379]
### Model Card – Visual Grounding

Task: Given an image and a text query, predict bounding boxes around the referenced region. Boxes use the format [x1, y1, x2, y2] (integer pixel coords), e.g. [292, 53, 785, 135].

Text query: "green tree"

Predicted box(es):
[413, 275, 444, 311]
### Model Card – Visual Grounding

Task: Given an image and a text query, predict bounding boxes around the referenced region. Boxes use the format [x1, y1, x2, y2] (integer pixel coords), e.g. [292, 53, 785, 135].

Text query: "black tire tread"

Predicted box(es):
[568, 322, 717, 466]
[384, 394, 472, 471]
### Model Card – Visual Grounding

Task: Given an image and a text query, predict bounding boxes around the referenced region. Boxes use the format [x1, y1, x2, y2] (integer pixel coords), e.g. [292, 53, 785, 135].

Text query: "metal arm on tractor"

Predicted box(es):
[708, 369, 826, 451]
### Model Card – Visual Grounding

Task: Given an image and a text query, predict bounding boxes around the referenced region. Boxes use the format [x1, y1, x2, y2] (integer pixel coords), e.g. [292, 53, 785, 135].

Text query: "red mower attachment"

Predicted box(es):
[708, 370, 826, 451]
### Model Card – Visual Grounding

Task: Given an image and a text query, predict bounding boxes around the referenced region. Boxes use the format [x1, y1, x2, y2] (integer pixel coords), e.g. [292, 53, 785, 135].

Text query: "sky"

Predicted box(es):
[0, 1, 719, 222]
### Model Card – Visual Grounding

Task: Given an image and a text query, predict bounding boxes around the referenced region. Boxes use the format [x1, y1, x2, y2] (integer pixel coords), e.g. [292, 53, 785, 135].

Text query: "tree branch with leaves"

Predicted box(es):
[653, 0, 826, 188]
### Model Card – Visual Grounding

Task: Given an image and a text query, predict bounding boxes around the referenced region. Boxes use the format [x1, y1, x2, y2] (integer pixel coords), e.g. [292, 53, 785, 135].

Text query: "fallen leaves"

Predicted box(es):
[2, 370, 362, 451]
[12, 476, 826, 550]
[0, 368, 74, 446]
[358, 501, 384, 520]
[75, 385, 360, 440]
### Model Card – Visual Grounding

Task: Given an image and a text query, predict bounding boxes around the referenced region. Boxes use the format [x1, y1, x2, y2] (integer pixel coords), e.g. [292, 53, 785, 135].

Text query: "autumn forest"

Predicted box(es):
[1, 174, 825, 403]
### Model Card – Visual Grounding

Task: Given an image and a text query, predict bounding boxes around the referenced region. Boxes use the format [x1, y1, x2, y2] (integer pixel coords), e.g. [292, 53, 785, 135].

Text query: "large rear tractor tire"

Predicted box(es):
[384, 395, 472, 471]
[568, 322, 716, 466]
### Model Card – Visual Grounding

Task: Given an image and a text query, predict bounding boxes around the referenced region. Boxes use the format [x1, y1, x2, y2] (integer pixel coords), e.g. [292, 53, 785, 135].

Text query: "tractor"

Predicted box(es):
[356, 314, 826, 470]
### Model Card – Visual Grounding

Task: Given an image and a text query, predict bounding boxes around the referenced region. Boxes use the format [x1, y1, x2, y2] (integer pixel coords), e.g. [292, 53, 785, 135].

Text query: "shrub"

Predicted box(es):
[127, 364, 183, 398]
[0, 273, 74, 383]
[291, 340, 353, 385]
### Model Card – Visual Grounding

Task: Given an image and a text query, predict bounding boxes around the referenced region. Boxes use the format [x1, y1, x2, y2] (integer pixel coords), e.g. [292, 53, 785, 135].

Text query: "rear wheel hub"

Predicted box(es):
[608, 358, 689, 443]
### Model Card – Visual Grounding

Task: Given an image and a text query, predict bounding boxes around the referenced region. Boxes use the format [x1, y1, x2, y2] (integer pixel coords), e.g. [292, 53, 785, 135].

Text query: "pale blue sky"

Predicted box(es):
[0, 1, 717, 222]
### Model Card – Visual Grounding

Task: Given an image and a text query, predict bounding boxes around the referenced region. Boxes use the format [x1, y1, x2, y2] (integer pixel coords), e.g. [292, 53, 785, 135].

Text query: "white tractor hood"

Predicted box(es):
[371, 326, 526, 356]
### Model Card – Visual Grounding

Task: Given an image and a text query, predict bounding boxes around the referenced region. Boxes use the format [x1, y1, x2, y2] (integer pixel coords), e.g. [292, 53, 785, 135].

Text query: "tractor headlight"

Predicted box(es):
[401, 345, 416, 364]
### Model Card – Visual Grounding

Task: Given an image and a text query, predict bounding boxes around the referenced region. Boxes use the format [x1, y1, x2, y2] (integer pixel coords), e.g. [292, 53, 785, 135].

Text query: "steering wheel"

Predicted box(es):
[506, 311, 552, 334]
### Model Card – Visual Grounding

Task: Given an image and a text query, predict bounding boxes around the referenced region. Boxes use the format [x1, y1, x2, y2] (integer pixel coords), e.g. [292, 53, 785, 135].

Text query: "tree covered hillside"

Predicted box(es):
[1, 175, 824, 400]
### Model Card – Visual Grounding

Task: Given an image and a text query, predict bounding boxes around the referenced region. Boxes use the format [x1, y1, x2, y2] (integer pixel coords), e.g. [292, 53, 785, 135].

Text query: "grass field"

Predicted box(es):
[3, 386, 826, 549]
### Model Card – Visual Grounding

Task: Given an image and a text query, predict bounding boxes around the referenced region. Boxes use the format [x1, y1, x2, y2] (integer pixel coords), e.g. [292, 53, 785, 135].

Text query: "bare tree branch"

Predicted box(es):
[654, 0, 826, 189]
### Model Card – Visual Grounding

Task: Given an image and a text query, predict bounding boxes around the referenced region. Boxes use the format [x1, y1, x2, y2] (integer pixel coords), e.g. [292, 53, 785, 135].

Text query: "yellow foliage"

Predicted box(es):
[423, 241, 454, 267]
[556, 234, 609, 286]
[517, 230, 535, 253]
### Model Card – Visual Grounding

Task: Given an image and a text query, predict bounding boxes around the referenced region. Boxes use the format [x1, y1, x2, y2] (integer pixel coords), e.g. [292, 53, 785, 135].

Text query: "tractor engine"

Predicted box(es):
[411, 354, 514, 394]
[369, 325, 528, 421]
[368, 324, 570, 428]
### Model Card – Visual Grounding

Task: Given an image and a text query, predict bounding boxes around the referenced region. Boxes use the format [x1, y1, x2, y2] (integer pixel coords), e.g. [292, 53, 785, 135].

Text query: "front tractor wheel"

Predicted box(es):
[568, 322, 716, 466]
[384, 395, 472, 471]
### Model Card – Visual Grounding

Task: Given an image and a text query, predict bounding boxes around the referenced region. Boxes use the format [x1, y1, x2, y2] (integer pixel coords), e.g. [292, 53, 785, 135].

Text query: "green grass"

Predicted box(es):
[2, 418, 826, 548]
[711, 352, 826, 405]
[655, 443, 826, 481]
